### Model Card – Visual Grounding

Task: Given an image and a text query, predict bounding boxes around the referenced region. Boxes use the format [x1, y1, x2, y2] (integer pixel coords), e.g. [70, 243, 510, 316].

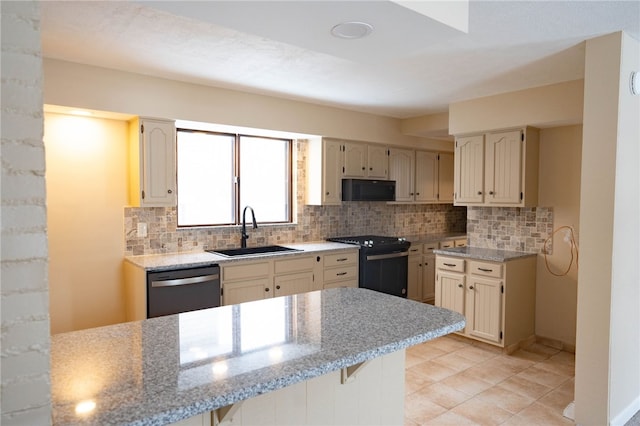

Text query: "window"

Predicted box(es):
[176, 129, 292, 227]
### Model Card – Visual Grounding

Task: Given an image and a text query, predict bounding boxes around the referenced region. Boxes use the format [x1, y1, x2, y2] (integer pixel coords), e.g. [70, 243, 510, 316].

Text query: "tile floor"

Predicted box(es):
[405, 334, 575, 425]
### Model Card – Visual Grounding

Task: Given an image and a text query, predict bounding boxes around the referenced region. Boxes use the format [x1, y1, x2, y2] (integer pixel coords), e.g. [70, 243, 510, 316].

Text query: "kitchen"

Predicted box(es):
[2, 1, 639, 425]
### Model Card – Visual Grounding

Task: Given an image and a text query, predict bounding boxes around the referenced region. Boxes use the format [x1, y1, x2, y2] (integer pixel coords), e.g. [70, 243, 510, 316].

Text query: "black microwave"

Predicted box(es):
[342, 179, 396, 202]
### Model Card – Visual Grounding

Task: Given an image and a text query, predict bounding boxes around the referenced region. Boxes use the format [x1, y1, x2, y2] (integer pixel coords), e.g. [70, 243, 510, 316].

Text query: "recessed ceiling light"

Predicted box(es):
[330, 21, 373, 39]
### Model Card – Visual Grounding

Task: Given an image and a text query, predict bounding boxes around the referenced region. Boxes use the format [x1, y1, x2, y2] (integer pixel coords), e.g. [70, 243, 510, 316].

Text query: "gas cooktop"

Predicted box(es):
[327, 235, 409, 248]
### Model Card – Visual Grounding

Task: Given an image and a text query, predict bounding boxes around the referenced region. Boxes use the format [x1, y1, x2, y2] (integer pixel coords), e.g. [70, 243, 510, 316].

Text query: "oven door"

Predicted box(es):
[360, 251, 409, 298]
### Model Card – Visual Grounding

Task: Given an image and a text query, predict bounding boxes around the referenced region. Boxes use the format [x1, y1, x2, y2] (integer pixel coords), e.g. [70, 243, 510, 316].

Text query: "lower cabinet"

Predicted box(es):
[435, 254, 536, 351]
[407, 241, 453, 304]
[317, 250, 359, 289]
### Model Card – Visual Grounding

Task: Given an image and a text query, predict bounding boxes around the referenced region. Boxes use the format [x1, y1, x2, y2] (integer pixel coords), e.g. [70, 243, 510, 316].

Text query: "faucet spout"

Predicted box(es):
[241, 206, 258, 248]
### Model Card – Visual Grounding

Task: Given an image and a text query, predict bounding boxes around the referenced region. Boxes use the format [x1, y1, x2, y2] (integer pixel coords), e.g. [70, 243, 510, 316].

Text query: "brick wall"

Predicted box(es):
[1, 2, 52, 424]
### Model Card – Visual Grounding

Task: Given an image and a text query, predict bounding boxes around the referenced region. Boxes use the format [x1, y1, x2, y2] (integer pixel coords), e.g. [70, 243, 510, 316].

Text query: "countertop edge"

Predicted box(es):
[433, 246, 537, 262]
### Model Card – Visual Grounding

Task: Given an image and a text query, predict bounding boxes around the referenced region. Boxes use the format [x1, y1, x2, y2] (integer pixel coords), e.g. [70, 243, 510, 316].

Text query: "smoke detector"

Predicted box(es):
[331, 22, 374, 39]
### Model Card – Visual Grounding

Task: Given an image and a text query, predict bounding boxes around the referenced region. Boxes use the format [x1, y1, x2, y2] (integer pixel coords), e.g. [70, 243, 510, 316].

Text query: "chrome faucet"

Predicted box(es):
[241, 206, 257, 248]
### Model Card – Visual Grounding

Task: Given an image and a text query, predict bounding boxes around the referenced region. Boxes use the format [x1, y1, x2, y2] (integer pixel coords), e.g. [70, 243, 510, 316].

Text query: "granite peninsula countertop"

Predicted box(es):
[124, 241, 357, 271]
[433, 246, 537, 262]
[51, 288, 465, 426]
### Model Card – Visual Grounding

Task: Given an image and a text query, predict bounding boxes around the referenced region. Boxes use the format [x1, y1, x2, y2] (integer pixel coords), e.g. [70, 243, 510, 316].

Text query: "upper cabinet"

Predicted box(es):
[343, 141, 388, 179]
[389, 149, 454, 204]
[454, 127, 539, 207]
[128, 117, 176, 207]
[307, 138, 343, 205]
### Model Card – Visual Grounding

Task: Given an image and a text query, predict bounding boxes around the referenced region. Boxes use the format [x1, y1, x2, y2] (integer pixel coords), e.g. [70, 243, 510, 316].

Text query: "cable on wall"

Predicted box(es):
[543, 225, 579, 277]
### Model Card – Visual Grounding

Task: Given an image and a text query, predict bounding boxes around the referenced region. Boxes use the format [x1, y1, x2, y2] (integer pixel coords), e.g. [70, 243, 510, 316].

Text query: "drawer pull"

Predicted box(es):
[458, 284, 463, 288]
[336, 258, 348, 262]
[336, 272, 347, 276]
[469, 286, 474, 290]
[478, 268, 493, 272]
[443, 263, 457, 267]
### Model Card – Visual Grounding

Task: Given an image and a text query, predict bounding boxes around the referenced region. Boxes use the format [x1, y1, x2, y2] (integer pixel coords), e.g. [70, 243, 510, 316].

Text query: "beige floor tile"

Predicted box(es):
[430, 352, 479, 373]
[509, 401, 574, 425]
[404, 416, 421, 426]
[536, 358, 576, 377]
[510, 348, 551, 362]
[410, 359, 459, 382]
[406, 351, 428, 369]
[426, 335, 471, 352]
[405, 393, 448, 423]
[498, 375, 553, 399]
[548, 350, 576, 366]
[440, 370, 494, 396]
[524, 342, 562, 357]
[424, 411, 481, 425]
[556, 377, 575, 395]
[451, 396, 514, 425]
[453, 345, 500, 363]
[405, 369, 433, 395]
[407, 343, 449, 361]
[538, 387, 576, 413]
[475, 384, 536, 414]
[463, 362, 516, 385]
[516, 365, 572, 388]
[415, 381, 472, 409]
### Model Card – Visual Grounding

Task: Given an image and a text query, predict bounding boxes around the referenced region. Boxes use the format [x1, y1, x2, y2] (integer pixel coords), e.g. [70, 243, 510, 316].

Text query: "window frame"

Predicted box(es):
[176, 128, 294, 228]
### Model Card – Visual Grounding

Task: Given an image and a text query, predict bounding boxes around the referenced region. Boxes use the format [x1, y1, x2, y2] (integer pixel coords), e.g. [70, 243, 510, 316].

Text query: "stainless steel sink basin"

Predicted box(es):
[206, 245, 301, 257]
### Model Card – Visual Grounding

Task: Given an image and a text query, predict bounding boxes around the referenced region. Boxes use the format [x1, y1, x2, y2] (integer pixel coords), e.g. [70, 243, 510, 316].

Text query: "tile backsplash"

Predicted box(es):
[467, 206, 554, 253]
[124, 203, 467, 256]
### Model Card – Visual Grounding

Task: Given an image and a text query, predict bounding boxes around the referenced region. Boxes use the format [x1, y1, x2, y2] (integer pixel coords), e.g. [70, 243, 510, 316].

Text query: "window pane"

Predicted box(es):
[177, 131, 234, 226]
[239, 137, 290, 223]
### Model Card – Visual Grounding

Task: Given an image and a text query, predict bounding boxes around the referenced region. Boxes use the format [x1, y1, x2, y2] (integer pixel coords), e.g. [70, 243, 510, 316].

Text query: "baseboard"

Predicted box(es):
[611, 395, 640, 426]
[535, 335, 576, 353]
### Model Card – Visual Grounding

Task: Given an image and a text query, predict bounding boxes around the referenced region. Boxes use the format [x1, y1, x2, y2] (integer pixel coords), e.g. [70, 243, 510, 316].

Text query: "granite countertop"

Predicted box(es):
[433, 246, 537, 262]
[51, 288, 465, 426]
[405, 232, 467, 245]
[125, 241, 357, 271]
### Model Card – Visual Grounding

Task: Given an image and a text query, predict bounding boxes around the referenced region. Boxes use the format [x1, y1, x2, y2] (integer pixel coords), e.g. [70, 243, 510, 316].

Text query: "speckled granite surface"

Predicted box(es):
[51, 288, 465, 426]
[124, 241, 357, 271]
[434, 246, 537, 261]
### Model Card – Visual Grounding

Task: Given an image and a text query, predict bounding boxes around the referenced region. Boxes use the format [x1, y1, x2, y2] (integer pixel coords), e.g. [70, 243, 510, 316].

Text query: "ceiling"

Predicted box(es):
[40, 1, 640, 119]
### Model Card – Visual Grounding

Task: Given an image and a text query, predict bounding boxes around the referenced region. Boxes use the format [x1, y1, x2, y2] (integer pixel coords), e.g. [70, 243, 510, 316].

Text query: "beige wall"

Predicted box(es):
[449, 79, 584, 135]
[43, 58, 448, 151]
[536, 125, 582, 347]
[0, 1, 52, 424]
[575, 31, 640, 424]
[45, 113, 129, 333]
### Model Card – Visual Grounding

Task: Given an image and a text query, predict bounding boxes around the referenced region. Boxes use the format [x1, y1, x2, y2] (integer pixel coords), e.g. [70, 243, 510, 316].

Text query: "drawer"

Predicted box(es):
[454, 238, 467, 247]
[324, 251, 358, 267]
[222, 261, 270, 281]
[324, 279, 358, 289]
[423, 243, 438, 253]
[439, 240, 455, 249]
[274, 256, 314, 274]
[469, 261, 503, 278]
[436, 256, 465, 272]
[408, 245, 423, 256]
[323, 266, 358, 283]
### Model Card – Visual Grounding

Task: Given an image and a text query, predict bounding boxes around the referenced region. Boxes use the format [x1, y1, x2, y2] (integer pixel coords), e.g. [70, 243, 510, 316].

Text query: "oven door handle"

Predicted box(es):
[151, 274, 219, 288]
[366, 251, 409, 261]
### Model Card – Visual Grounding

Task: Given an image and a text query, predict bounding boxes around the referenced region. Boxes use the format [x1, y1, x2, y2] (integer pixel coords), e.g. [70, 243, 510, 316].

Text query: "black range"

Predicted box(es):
[327, 235, 411, 298]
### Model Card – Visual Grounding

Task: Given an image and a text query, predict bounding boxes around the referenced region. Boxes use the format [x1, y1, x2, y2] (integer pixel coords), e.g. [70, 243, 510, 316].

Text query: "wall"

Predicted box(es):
[125, 140, 467, 256]
[575, 31, 640, 425]
[45, 112, 129, 333]
[536, 125, 582, 349]
[0, 1, 52, 424]
[43, 59, 443, 150]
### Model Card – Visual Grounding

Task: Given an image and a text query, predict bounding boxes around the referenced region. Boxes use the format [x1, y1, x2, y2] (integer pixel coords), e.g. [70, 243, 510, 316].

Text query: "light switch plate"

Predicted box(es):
[137, 222, 147, 238]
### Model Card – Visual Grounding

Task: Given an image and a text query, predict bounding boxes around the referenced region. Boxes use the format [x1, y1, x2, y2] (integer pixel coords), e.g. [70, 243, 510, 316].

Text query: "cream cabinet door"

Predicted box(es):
[415, 151, 439, 202]
[274, 272, 314, 297]
[438, 152, 454, 203]
[343, 142, 367, 177]
[322, 139, 344, 205]
[222, 279, 270, 305]
[485, 130, 522, 205]
[435, 271, 465, 318]
[407, 255, 422, 301]
[367, 145, 388, 179]
[454, 135, 484, 204]
[421, 253, 436, 302]
[466, 276, 503, 343]
[388, 148, 415, 202]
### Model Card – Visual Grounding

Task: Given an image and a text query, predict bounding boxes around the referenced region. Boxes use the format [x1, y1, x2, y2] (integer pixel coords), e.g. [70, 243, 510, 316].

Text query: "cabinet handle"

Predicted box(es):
[362, 167, 366, 170]
[458, 284, 463, 288]
[276, 285, 281, 290]
[326, 191, 330, 195]
[416, 192, 420, 195]
[469, 286, 474, 290]
[443, 263, 457, 267]
[317, 256, 321, 262]
[167, 189, 173, 194]
[369, 167, 373, 170]
[265, 288, 270, 292]
[336, 272, 347, 276]
[410, 192, 414, 195]
[477, 191, 482, 195]
[489, 191, 494, 195]
[478, 268, 493, 272]
[336, 258, 348, 262]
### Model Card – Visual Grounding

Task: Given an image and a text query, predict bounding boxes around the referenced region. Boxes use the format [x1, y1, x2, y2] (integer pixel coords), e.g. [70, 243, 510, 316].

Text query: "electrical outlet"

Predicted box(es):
[137, 222, 147, 238]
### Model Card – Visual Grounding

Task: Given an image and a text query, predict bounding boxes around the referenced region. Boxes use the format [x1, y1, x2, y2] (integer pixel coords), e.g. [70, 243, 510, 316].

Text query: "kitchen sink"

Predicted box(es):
[206, 245, 301, 257]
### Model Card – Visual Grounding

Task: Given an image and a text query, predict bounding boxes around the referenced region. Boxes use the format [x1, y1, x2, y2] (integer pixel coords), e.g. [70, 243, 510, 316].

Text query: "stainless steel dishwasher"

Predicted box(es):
[146, 265, 220, 318]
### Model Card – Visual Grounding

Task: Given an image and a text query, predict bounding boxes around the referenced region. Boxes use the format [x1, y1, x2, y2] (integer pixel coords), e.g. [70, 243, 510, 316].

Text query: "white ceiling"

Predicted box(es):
[40, 1, 640, 119]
